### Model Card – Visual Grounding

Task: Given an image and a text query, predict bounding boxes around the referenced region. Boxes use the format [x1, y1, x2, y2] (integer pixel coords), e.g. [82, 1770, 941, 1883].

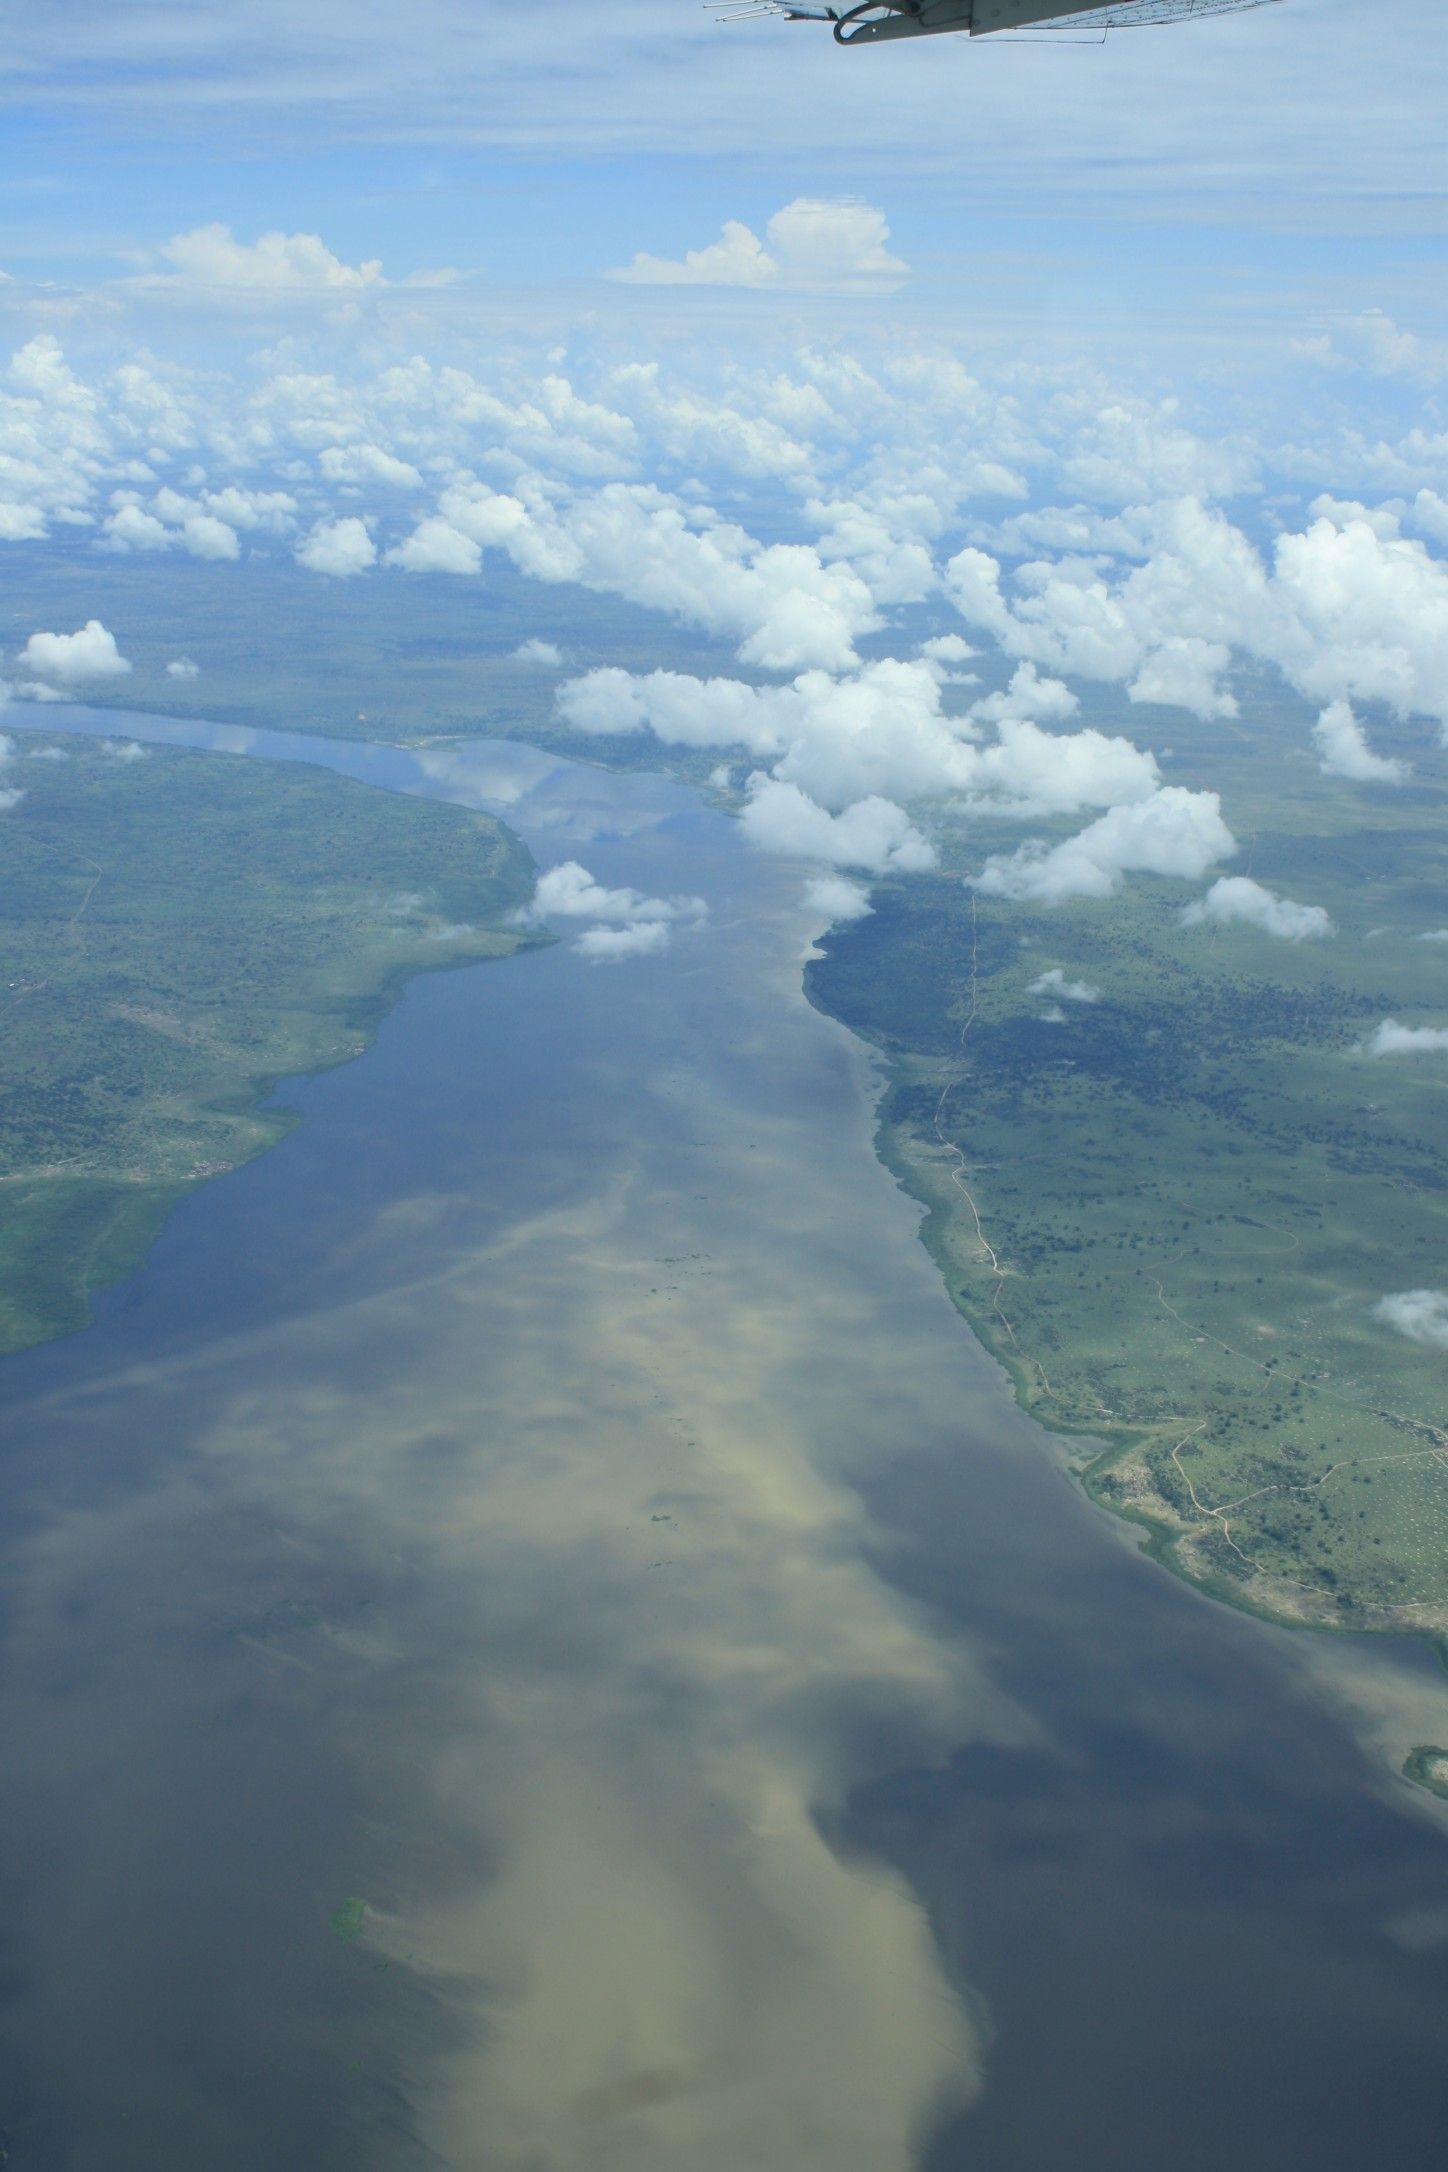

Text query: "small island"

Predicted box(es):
[0, 731, 537, 1354]
[1404, 1747, 1448, 1801]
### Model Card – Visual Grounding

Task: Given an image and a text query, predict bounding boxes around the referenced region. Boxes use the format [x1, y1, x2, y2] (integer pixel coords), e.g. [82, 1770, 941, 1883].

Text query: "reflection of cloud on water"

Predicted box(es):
[415, 742, 564, 811]
[414, 743, 678, 847]
[205, 724, 260, 756]
[164, 1159, 1018, 2165]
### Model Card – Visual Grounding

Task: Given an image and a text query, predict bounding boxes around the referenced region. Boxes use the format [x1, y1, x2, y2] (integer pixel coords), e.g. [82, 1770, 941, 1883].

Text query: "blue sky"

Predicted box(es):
[2, 0, 1446, 359]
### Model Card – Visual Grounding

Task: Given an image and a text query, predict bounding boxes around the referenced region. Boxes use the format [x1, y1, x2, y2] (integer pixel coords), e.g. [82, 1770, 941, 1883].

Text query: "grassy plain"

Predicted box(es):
[0, 731, 536, 1353]
[809, 686, 1448, 1639]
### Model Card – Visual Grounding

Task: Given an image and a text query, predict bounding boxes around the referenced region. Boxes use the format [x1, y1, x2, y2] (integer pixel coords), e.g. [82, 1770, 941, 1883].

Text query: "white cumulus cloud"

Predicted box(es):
[0, 502, 47, 542]
[180, 512, 240, 561]
[764, 197, 907, 288]
[100, 505, 170, 553]
[522, 859, 707, 962]
[527, 861, 699, 926]
[557, 660, 1158, 818]
[143, 224, 385, 297]
[1181, 875, 1334, 941]
[740, 778, 935, 874]
[611, 198, 906, 293]
[1372, 1289, 1448, 1348]
[803, 875, 874, 923]
[1027, 968, 1099, 1003]
[572, 920, 673, 962]
[318, 443, 422, 489]
[1360, 1019, 1448, 1056]
[614, 218, 776, 290]
[947, 499, 1448, 740]
[977, 786, 1235, 906]
[96, 486, 288, 563]
[296, 516, 376, 578]
[1311, 699, 1409, 784]
[436, 480, 878, 674]
[1128, 636, 1237, 720]
[384, 517, 482, 576]
[17, 618, 131, 683]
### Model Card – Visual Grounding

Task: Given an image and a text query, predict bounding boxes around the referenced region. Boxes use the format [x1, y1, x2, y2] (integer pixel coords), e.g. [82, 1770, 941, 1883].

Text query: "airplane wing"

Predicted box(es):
[971, 0, 1134, 24]
[716, 0, 1281, 42]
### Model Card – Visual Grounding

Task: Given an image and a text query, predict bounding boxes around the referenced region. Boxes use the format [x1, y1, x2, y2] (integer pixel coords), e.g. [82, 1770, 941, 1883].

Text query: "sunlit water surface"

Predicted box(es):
[2, 711, 1447, 2171]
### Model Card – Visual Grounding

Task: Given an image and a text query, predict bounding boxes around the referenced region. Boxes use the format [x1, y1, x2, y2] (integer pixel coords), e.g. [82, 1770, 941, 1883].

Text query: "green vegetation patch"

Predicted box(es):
[807, 715, 1448, 1639]
[329, 1897, 369, 1943]
[0, 732, 536, 1353]
[1403, 1747, 1448, 1800]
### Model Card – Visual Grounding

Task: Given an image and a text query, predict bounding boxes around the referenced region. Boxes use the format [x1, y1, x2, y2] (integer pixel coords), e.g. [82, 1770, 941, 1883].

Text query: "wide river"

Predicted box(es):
[2, 711, 1448, 2171]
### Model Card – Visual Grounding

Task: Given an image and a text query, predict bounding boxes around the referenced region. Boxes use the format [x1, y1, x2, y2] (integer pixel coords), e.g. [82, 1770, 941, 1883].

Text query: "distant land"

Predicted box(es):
[0, 543, 731, 778]
[0, 731, 536, 1354]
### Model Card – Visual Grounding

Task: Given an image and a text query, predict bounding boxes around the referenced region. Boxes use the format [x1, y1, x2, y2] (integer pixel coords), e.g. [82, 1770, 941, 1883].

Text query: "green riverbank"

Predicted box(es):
[806, 851, 1448, 1644]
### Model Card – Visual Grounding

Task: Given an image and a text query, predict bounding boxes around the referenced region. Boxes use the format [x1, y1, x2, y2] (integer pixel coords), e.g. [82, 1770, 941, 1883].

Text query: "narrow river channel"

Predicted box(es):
[2, 711, 1447, 2171]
